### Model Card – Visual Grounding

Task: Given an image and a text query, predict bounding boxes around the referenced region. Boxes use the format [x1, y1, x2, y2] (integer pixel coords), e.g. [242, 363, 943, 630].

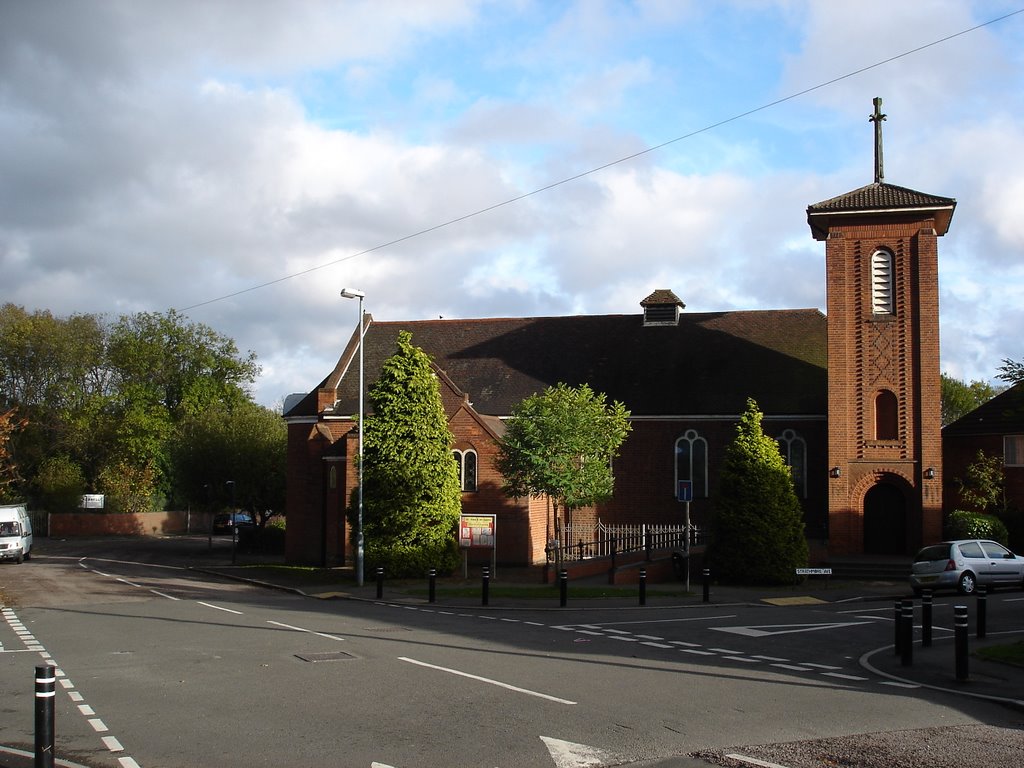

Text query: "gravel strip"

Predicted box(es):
[689, 724, 1024, 768]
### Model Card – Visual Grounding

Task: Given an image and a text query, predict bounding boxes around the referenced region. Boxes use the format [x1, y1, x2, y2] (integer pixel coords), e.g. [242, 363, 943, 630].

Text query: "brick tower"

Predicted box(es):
[807, 98, 956, 556]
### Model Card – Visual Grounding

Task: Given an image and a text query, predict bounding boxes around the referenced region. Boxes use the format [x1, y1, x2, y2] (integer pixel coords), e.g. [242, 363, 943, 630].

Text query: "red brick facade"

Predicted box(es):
[819, 217, 945, 555]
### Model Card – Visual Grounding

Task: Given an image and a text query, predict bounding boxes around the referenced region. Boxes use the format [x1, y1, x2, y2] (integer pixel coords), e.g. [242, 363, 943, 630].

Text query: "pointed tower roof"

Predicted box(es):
[806, 98, 956, 240]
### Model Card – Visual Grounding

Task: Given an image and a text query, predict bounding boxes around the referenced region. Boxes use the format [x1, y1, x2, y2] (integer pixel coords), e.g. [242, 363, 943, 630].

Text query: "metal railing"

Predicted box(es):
[549, 520, 703, 562]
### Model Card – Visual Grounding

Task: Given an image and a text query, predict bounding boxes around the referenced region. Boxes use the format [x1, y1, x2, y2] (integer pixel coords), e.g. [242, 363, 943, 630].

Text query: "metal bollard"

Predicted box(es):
[639, 568, 647, 606]
[559, 569, 568, 607]
[977, 585, 987, 639]
[482, 567, 490, 606]
[921, 590, 933, 647]
[376, 566, 384, 600]
[894, 599, 903, 656]
[901, 599, 913, 667]
[428, 568, 436, 604]
[954, 605, 969, 682]
[35, 664, 55, 768]
[702, 568, 710, 603]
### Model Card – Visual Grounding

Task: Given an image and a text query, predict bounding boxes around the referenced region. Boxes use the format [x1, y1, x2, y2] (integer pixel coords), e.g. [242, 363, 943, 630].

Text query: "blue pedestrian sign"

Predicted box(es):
[677, 480, 693, 502]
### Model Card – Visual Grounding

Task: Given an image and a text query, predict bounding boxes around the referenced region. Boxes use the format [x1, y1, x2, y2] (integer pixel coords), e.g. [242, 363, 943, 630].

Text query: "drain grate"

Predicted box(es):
[295, 651, 355, 663]
[362, 626, 412, 633]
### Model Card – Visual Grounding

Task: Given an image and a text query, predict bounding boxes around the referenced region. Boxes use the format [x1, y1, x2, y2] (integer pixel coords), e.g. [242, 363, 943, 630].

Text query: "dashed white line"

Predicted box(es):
[197, 601, 243, 615]
[102, 735, 125, 752]
[89, 718, 109, 733]
[267, 620, 346, 642]
[399, 657, 576, 705]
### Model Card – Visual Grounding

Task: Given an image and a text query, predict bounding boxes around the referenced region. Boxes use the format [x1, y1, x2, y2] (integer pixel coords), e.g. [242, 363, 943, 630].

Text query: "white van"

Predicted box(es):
[0, 504, 33, 564]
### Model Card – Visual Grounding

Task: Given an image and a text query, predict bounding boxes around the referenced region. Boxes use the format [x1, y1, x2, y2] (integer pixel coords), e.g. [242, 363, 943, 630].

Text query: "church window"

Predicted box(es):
[871, 249, 894, 315]
[1006, 436, 1024, 467]
[776, 429, 807, 498]
[874, 390, 899, 440]
[452, 449, 478, 492]
[674, 430, 708, 498]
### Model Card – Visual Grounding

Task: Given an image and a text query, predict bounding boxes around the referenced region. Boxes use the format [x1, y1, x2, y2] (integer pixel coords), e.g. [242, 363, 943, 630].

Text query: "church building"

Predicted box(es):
[283, 99, 955, 568]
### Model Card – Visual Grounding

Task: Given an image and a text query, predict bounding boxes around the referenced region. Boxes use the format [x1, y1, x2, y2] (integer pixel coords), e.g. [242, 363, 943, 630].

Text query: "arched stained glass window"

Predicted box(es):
[674, 430, 708, 498]
[776, 429, 807, 498]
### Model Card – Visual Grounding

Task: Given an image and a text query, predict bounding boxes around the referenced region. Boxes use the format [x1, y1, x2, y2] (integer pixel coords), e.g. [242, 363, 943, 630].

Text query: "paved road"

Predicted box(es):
[2, 538, 1023, 767]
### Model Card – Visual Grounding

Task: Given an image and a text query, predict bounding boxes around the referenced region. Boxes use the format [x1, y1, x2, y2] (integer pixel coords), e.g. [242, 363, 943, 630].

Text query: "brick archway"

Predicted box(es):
[863, 481, 908, 555]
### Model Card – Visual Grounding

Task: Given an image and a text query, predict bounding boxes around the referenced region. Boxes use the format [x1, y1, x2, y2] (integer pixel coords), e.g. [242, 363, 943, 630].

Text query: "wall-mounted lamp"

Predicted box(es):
[829, 467, 842, 479]
[923, 467, 936, 480]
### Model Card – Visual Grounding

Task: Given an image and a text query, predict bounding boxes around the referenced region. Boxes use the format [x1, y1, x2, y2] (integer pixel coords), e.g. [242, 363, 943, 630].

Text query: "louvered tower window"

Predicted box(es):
[871, 249, 894, 315]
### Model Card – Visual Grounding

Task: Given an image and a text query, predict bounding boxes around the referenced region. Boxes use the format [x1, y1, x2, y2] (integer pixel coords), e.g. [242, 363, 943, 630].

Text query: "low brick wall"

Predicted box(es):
[48, 511, 214, 537]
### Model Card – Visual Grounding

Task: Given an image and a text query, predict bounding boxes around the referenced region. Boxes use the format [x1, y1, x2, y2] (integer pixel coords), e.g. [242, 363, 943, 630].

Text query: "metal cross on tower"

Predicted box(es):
[869, 97, 886, 184]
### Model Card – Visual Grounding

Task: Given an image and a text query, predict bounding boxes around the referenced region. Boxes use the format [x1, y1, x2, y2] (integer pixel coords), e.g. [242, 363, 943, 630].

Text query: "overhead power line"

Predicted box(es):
[179, 7, 1024, 313]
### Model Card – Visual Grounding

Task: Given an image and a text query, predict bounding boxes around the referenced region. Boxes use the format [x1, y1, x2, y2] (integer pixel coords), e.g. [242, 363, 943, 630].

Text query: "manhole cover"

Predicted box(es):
[295, 651, 355, 663]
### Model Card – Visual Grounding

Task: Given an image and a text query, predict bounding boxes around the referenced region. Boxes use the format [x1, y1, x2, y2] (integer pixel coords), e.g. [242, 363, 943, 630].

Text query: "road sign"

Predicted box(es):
[677, 480, 693, 502]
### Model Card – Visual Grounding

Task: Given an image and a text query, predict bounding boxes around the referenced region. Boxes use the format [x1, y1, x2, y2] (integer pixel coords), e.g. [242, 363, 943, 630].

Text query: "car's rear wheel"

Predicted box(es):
[957, 571, 976, 594]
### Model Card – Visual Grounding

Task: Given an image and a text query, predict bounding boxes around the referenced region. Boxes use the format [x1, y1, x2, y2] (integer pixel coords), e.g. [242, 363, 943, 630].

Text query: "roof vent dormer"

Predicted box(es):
[641, 289, 685, 327]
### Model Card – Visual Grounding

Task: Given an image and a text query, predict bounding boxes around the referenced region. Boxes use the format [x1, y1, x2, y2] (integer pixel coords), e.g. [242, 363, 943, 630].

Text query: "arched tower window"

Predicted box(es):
[871, 249, 894, 315]
[776, 429, 807, 498]
[874, 390, 899, 440]
[674, 430, 708, 498]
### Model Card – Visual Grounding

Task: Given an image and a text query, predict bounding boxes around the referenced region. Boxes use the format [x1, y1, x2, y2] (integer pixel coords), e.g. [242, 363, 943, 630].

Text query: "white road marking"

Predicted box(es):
[714, 621, 870, 637]
[78, 704, 95, 716]
[150, 590, 179, 600]
[197, 601, 243, 615]
[725, 753, 793, 768]
[640, 642, 674, 649]
[823, 672, 869, 681]
[724, 656, 761, 663]
[541, 735, 621, 768]
[115, 577, 142, 588]
[267, 620, 346, 642]
[680, 649, 715, 656]
[102, 736, 124, 752]
[399, 657, 577, 705]
[118, 758, 142, 768]
[772, 663, 813, 672]
[89, 718, 108, 732]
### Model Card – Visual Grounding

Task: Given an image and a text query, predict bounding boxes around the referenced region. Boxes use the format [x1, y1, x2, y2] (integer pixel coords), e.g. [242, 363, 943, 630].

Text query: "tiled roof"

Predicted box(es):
[943, 382, 1024, 437]
[806, 182, 956, 240]
[641, 289, 685, 307]
[288, 309, 827, 419]
[808, 182, 955, 212]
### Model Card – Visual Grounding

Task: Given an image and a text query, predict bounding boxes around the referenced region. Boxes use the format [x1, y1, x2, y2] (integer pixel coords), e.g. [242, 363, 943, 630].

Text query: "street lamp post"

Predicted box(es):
[340, 288, 366, 587]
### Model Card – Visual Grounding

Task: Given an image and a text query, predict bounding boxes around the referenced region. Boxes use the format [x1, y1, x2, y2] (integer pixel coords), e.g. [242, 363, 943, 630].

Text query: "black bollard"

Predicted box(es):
[901, 599, 913, 667]
[559, 569, 568, 607]
[894, 599, 903, 656]
[702, 568, 710, 603]
[954, 605, 969, 682]
[977, 585, 987, 639]
[639, 568, 647, 606]
[921, 590, 933, 647]
[376, 566, 384, 600]
[482, 567, 490, 606]
[35, 664, 55, 768]
[428, 568, 436, 604]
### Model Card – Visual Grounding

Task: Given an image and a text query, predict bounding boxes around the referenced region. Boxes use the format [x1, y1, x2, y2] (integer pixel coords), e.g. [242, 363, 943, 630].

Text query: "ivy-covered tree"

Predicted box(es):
[709, 398, 809, 585]
[496, 382, 632, 551]
[0, 407, 27, 503]
[353, 331, 462, 577]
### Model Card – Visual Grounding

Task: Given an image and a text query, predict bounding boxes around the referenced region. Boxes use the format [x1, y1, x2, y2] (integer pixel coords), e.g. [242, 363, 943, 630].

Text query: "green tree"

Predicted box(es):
[941, 374, 998, 426]
[172, 401, 286, 523]
[496, 382, 632, 547]
[35, 455, 86, 513]
[709, 398, 809, 585]
[956, 450, 1007, 516]
[998, 358, 1024, 385]
[354, 331, 462, 577]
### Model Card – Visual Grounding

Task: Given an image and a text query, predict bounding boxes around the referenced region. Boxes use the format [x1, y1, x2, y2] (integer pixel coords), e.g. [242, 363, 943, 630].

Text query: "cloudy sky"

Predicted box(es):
[3, 1, 1023, 408]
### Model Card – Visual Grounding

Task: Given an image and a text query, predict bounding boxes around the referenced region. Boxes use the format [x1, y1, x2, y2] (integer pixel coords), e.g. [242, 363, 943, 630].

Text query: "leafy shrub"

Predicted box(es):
[946, 510, 1009, 544]
[365, 536, 460, 579]
[36, 455, 86, 513]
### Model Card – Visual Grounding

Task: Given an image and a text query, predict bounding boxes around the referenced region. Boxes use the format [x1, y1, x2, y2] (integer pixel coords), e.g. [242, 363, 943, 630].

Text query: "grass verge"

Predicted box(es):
[974, 641, 1024, 668]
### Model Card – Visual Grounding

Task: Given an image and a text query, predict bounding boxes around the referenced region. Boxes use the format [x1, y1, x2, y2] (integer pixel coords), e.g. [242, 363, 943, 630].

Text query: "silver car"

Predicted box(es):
[910, 539, 1024, 595]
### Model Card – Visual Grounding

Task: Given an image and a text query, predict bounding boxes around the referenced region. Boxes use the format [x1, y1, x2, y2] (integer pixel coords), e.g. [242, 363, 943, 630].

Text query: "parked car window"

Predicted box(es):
[980, 541, 1012, 559]
[958, 541, 985, 558]
[914, 544, 950, 562]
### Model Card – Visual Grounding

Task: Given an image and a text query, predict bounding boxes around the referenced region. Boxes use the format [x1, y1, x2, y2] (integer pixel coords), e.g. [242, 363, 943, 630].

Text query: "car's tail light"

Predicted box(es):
[945, 559, 957, 571]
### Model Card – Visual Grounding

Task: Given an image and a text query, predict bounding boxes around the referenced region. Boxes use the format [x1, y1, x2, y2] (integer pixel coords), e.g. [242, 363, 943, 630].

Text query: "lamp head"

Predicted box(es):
[340, 288, 366, 299]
